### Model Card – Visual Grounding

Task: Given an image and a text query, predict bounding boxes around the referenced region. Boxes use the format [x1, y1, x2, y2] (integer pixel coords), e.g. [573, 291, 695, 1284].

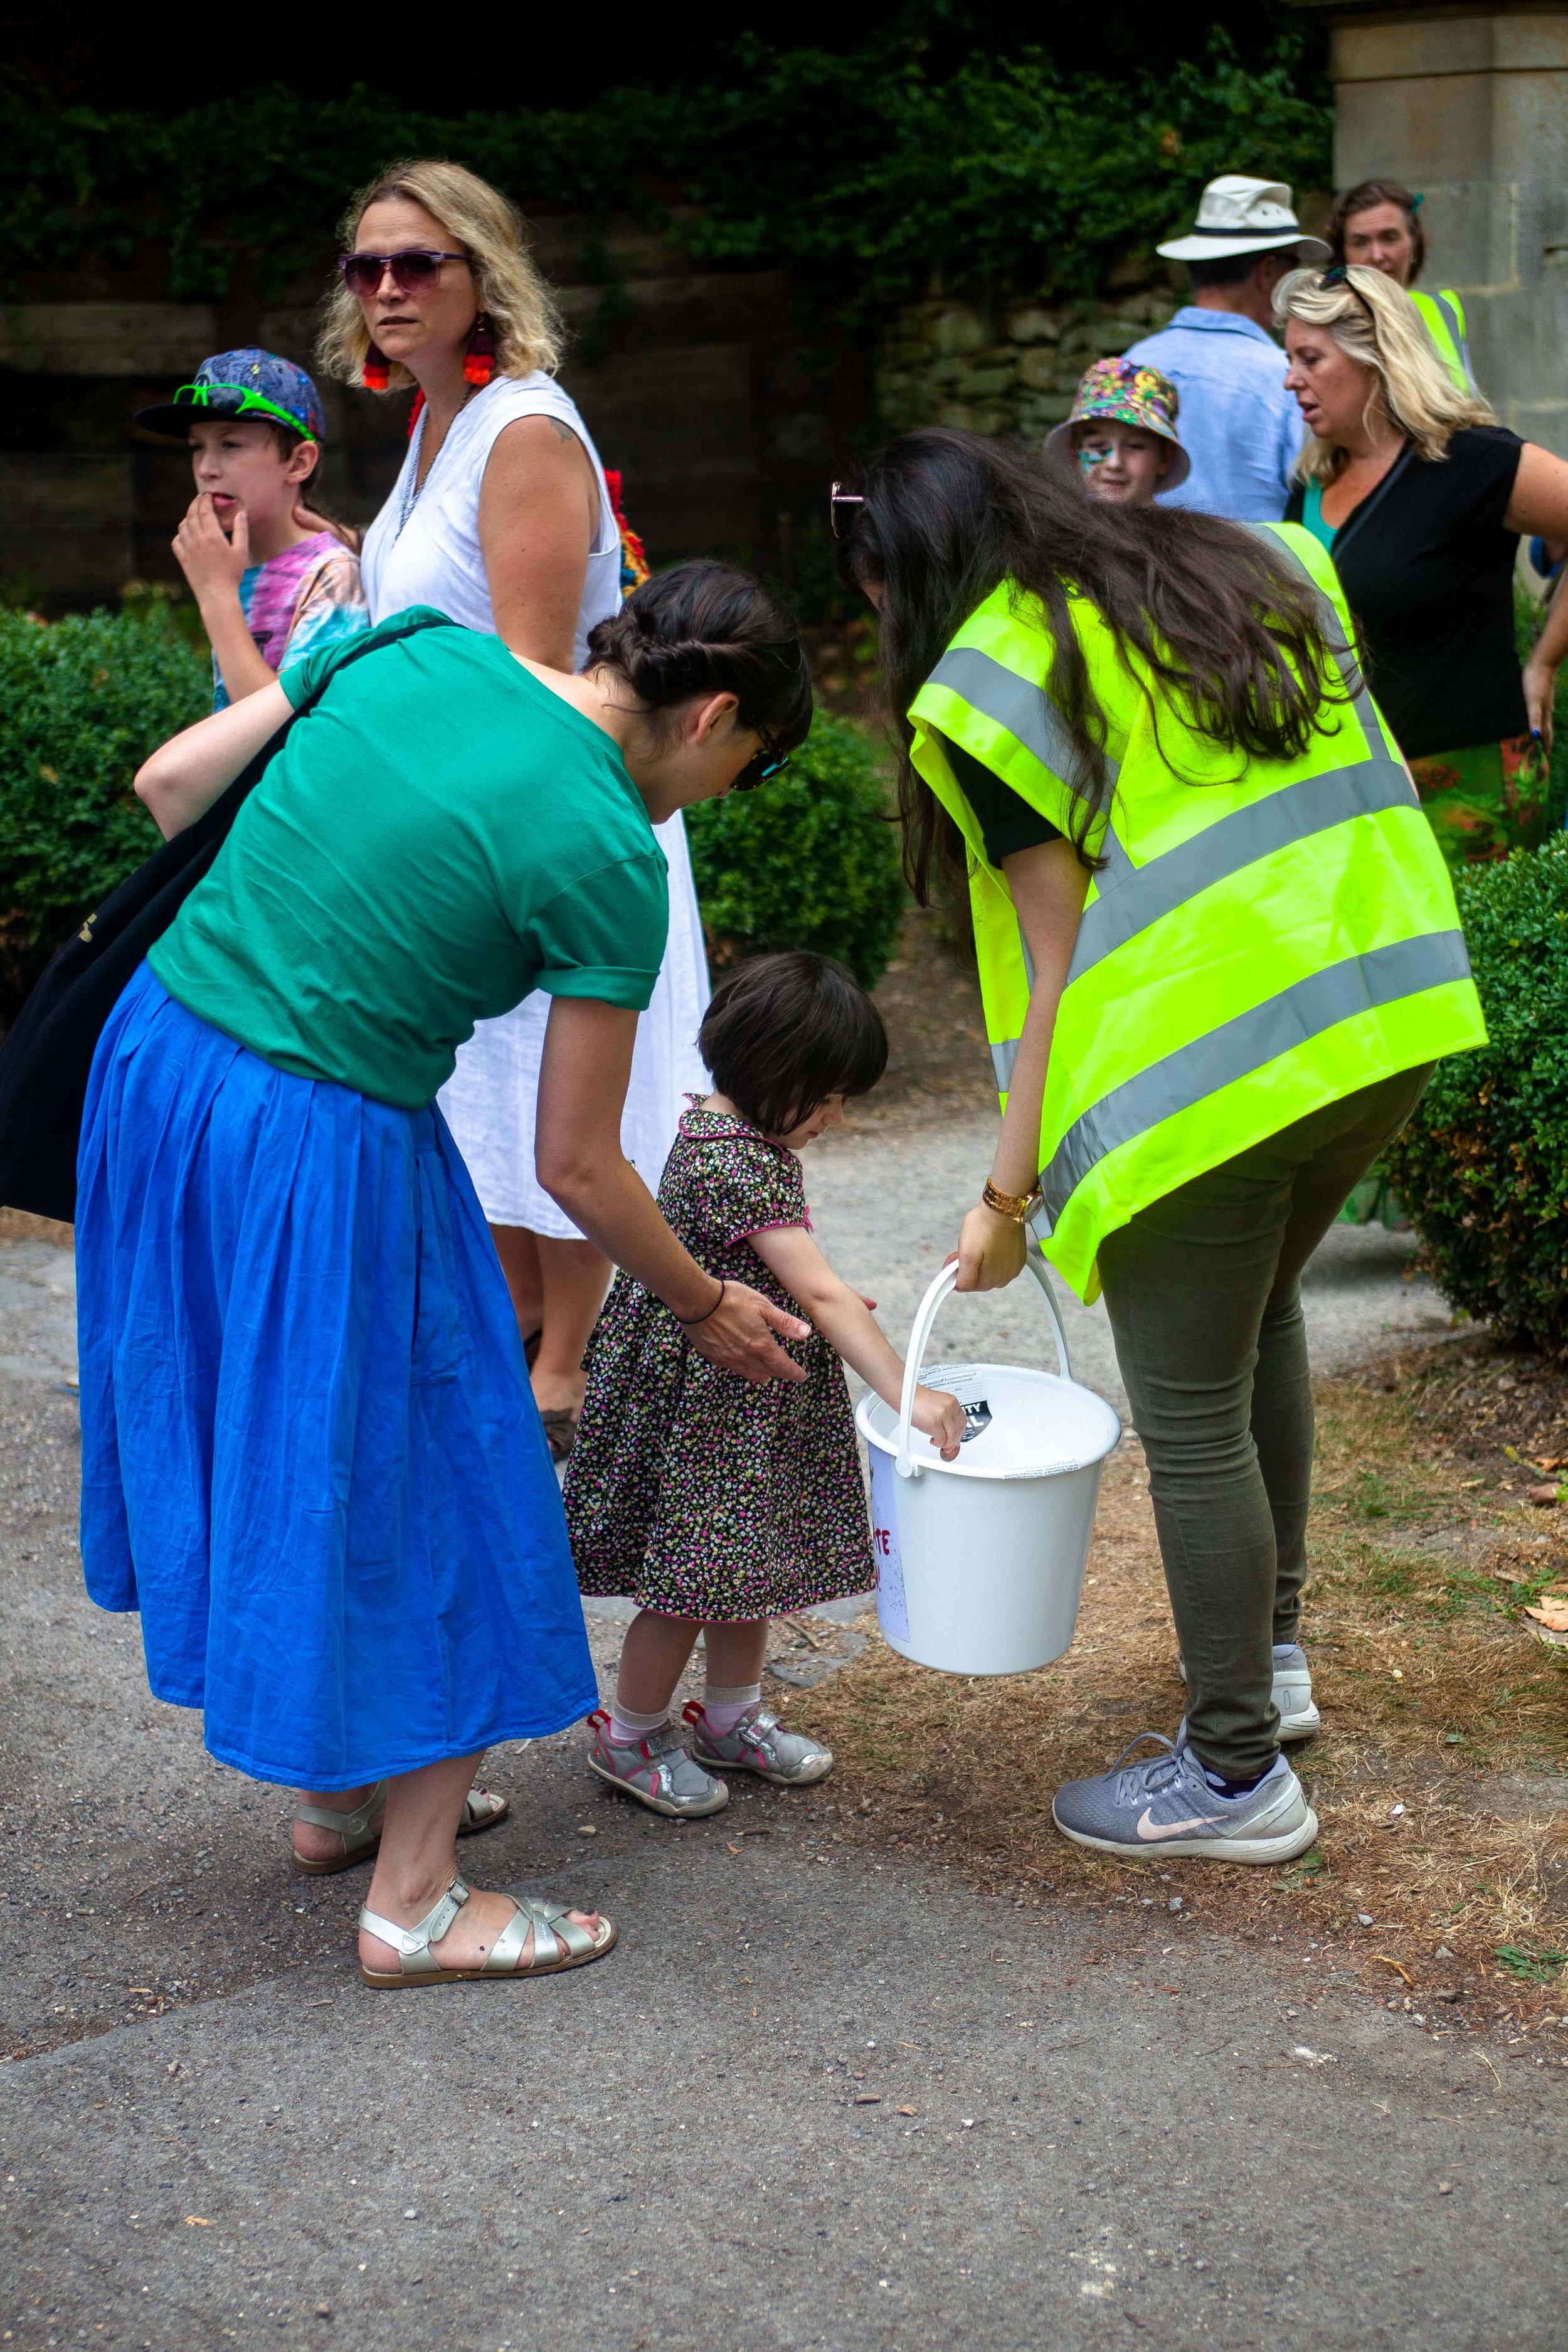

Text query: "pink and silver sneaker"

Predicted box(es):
[684, 1698, 834, 1786]
[585, 1710, 729, 1818]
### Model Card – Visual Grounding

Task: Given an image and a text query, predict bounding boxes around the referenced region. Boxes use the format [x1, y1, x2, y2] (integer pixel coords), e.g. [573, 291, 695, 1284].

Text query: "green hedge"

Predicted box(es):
[0, 600, 208, 1023]
[1384, 835, 1568, 1355]
[686, 712, 906, 990]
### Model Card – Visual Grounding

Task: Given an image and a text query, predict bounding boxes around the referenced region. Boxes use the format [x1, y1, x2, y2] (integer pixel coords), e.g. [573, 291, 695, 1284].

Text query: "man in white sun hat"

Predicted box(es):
[1123, 175, 1330, 521]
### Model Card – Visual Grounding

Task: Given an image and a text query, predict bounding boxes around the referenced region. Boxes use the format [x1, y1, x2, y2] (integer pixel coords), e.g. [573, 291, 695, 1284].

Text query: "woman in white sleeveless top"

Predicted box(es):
[324, 159, 709, 1458]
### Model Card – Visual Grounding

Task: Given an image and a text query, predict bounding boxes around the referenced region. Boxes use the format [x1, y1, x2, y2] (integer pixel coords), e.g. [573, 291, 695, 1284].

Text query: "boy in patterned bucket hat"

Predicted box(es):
[135, 349, 367, 709]
[1047, 358, 1190, 506]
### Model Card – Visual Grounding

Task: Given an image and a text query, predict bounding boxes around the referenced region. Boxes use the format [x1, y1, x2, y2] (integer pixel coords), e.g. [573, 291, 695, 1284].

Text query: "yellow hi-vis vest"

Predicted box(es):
[908, 524, 1487, 1303]
[1410, 288, 1475, 396]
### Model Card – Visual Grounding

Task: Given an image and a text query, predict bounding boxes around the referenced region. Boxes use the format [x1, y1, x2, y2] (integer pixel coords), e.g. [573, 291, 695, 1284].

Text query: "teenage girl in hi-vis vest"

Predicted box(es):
[832, 429, 1485, 1868]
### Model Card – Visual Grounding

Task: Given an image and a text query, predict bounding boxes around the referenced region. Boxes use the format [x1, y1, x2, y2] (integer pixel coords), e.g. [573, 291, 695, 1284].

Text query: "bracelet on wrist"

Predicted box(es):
[675, 1277, 726, 1326]
[982, 1177, 1042, 1225]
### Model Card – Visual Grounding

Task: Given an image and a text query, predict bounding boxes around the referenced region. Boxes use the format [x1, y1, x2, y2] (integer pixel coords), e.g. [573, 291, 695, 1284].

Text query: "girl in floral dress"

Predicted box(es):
[563, 951, 964, 1817]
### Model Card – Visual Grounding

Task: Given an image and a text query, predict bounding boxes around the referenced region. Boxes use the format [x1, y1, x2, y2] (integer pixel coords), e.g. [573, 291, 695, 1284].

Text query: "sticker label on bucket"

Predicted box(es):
[923, 1360, 992, 1443]
[869, 1447, 909, 1643]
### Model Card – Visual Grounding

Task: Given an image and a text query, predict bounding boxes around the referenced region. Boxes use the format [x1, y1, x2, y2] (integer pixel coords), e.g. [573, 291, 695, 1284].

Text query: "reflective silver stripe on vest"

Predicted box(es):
[1067, 754, 1419, 978]
[992, 1036, 1019, 1091]
[1040, 930, 1471, 1222]
[1432, 292, 1473, 380]
[924, 645, 1129, 877]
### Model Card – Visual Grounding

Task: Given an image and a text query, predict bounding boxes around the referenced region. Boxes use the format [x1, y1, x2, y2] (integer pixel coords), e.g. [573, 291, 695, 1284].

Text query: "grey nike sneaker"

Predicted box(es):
[1052, 1730, 1318, 1863]
[684, 1698, 834, 1786]
[1177, 1645, 1321, 1743]
[586, 1710, 729, 1818]
[1270, 1645, 1321, 1741]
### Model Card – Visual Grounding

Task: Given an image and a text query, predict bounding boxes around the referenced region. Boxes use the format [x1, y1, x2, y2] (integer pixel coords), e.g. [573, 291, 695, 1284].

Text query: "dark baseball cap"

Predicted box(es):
[135, 349, 327, 445]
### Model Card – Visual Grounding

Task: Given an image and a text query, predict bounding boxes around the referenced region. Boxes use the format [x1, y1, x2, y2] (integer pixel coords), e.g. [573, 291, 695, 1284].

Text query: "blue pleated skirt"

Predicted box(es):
[76, 963, 600, 1789]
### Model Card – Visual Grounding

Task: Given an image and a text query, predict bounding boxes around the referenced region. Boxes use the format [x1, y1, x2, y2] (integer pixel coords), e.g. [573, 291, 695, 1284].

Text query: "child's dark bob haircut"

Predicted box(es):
[697, 950, 887, 1137]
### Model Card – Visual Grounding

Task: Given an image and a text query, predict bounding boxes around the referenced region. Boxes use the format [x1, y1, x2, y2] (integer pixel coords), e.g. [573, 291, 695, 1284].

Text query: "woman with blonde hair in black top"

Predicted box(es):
[1278, 263, 1568, 867]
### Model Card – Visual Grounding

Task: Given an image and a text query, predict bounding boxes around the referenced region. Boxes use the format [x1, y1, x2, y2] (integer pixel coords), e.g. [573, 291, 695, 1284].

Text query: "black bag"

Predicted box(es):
[0, 608, 453, 1223]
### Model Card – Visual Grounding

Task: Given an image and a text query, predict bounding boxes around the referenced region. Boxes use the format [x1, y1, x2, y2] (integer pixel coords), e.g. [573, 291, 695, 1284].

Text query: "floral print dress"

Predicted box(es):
[563, 1104, 874, 1619]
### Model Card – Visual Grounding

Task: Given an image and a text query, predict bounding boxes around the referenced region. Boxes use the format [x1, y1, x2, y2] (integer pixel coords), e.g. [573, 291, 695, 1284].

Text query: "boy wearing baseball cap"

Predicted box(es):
[136, 349, 368, 709]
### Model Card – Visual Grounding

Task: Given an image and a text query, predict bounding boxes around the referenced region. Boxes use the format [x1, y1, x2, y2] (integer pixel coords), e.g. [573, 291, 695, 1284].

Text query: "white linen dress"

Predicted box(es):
[360, 371, 709, 1236]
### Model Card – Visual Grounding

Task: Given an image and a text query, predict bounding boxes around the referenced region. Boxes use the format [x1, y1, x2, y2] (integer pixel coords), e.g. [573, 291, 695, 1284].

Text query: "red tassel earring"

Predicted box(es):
[464, 312, 495, 388]
[361, 339, 390, 393]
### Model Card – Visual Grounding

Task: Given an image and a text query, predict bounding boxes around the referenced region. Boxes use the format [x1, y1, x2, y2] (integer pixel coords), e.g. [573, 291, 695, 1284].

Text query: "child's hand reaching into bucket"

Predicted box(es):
[911, 1385, 965, 1461]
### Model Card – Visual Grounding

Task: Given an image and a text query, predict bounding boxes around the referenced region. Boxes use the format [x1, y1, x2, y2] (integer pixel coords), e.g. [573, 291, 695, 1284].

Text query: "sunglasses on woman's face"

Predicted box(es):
[337, 248, 466, 297]
[731, 730, 792, 793]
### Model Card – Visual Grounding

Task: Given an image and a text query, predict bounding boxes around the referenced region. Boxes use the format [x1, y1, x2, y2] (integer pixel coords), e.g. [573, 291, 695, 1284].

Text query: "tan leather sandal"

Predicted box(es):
[291, 1783, 509, 1877]
[358, 1875, 615, 1989]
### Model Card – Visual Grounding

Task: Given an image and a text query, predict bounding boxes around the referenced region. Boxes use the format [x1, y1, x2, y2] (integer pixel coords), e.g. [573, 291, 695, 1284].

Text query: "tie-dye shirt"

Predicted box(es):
[211, 530, 369, 710]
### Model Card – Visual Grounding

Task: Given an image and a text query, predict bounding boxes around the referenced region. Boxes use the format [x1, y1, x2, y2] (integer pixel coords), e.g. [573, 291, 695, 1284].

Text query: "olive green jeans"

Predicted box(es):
[1096, 1067, 1431, 1781]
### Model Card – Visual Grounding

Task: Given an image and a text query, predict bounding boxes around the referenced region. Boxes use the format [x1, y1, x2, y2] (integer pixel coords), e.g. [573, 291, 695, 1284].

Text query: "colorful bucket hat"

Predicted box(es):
[1046, 358, 1191, 489]
[135, 349, 327, 445]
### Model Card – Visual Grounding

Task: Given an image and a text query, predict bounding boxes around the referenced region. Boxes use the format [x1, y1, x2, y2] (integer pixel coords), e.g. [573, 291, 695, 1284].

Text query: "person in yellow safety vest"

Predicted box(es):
[830, 429, 1486, 1868]
[1327, 177, 1476, 396]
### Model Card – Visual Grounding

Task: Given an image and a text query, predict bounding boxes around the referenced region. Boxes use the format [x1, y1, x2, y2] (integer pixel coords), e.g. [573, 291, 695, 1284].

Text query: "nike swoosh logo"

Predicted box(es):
[1136, 1809, 1212, 1841]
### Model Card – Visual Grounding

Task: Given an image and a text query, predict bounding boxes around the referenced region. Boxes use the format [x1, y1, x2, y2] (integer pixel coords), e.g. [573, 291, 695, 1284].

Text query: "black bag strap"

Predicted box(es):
[0, 605, 459, 1222]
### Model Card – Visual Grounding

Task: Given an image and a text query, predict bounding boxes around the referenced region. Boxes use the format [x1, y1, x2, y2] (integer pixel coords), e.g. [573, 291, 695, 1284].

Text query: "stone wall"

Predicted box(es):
[1306, 0, 1568, 455]
[0, 215, 866, 609]
[874, 285, 1180, 443]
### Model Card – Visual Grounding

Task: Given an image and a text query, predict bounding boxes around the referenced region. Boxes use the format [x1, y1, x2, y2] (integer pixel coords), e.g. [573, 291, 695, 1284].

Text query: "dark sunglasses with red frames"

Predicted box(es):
[337, 248, 467, 297]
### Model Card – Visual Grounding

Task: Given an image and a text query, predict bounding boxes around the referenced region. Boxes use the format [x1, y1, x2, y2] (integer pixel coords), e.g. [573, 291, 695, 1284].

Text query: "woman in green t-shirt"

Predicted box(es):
[77, 561, 813, 1991]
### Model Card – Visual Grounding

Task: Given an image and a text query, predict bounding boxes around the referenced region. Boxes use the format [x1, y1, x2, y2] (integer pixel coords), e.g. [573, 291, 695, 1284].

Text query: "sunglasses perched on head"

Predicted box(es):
[828, 480, 865, 539]
[172, 381, 317, 442]
[1318, 263, 1379, 324]
[731, 728, 792, 793]
[337, 248, 466, 297]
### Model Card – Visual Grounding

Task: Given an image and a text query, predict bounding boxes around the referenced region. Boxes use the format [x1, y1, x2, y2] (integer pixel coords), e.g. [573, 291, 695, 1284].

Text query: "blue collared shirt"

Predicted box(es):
[1122, 309, 1305, 522]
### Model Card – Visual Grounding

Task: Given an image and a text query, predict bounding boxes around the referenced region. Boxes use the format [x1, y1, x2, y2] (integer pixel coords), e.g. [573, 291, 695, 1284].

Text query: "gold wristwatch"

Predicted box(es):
[982, 1177, 1042, 1224]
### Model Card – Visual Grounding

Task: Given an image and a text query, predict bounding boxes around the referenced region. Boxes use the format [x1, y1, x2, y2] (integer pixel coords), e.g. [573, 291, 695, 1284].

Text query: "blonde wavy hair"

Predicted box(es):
[1273, 263, 1493, 484]
[317, 157, 564, 391]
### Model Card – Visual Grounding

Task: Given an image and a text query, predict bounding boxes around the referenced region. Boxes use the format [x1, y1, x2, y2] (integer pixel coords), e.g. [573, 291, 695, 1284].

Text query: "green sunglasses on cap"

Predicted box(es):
[169, 381, 319, 443]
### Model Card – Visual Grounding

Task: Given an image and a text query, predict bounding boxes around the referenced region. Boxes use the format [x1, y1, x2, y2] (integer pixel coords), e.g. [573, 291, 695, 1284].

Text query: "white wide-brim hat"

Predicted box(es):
[1158, 174, 1332, 264]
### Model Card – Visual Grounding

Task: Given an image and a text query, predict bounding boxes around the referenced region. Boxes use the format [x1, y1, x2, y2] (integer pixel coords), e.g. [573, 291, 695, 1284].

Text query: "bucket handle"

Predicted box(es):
[894, 1242, 1072, 1479]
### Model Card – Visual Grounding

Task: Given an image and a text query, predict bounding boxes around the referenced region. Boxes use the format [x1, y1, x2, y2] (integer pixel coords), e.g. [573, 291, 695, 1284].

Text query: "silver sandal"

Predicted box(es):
[358, 1875, 616, 1989]
[292, 1783, 509, 1876]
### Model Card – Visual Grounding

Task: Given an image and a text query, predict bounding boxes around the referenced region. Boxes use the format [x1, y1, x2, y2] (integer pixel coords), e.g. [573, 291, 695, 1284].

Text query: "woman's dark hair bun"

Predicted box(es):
[587, 559, 813, 752]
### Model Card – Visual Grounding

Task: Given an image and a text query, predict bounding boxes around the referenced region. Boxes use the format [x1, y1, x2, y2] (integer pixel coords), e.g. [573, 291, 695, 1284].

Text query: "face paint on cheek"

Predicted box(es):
[1077, 445, 1112, 476]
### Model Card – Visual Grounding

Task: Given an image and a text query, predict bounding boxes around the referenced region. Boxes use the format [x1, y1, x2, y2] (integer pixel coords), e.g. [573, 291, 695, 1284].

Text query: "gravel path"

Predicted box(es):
[808, 1111, 1454, 1417]
[5, 1187, 1550, 2352]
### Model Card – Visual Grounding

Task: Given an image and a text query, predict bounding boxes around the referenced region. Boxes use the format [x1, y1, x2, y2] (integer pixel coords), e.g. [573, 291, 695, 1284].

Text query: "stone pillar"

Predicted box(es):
[1304, 1, 1568, 449]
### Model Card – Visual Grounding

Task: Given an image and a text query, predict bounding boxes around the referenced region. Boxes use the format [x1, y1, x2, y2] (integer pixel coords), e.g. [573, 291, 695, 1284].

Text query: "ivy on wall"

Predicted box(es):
[0, 30, 1329, 328]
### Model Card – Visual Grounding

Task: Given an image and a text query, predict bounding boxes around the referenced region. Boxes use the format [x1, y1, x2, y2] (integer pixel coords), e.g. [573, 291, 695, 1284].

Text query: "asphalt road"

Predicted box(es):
[4, 1205, 1563, 2350]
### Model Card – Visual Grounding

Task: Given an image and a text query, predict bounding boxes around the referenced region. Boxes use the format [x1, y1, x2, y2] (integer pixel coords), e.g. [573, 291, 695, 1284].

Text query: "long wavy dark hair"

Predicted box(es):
[834, 430, 1355, 900]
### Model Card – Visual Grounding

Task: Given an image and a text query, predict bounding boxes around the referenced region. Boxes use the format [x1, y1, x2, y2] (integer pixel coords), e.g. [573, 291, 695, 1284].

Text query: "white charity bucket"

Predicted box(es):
[854, 1249, 1121, 1677]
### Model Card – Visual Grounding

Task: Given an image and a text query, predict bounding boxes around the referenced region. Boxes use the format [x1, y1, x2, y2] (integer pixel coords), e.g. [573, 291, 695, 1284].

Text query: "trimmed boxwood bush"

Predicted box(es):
[686, 711, 906, 991]
[0, 601, 208, 1024]
[1384, 834, 1568, 1355]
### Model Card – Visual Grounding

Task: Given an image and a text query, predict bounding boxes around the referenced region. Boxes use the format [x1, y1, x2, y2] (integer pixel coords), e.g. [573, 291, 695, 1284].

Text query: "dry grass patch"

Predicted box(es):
[787, 1342, 1568, 2033]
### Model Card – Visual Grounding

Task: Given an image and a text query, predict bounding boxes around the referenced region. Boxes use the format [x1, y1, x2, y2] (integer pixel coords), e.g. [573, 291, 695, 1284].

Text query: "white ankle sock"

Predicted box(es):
[702, 1680, 761, 1738]
[608, 1701, 669, 1748]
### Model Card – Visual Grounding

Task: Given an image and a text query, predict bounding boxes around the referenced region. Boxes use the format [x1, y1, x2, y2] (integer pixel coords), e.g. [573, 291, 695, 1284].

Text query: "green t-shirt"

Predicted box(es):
[150, 612, 669, 1109]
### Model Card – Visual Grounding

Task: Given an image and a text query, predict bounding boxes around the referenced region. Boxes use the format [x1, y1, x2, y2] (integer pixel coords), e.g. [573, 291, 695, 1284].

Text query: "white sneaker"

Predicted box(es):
[1271, 1644, 1321, 1742]
[1177, 1645, 1320, 1744]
